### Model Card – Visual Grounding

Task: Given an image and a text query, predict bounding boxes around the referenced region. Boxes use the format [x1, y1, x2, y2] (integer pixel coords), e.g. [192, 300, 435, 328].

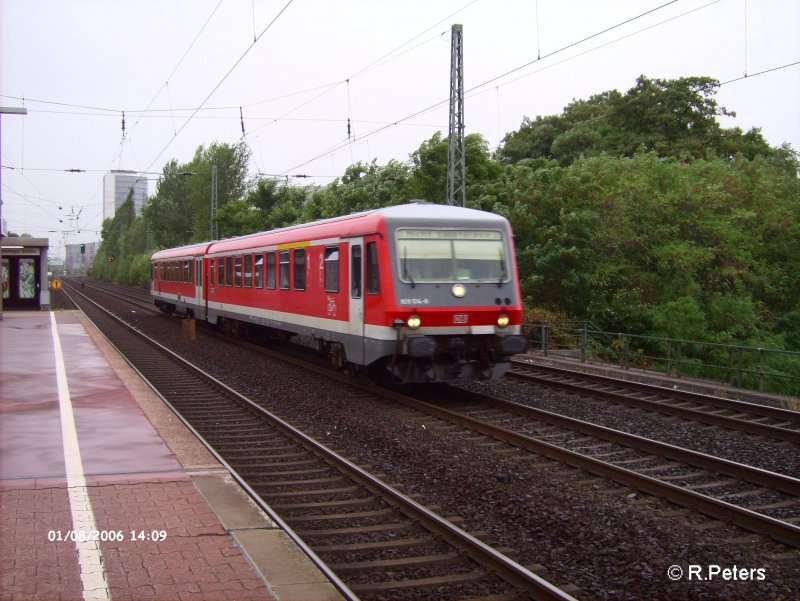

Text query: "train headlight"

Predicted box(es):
[451, 283, 466, 298]
[497, 314, 510, 328]
[407, 315, 422, 329]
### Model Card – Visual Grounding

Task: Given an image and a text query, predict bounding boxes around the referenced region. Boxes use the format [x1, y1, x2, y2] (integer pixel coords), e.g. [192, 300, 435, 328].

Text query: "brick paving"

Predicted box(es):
[1, 313, 298, 601]
[0, 484, 83, 601]
[1, 477, 278, 601]
[89, 478, 275, 601]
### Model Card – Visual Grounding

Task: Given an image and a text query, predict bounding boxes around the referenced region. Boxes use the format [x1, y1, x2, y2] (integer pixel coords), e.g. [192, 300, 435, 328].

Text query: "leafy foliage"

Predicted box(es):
[94, 76, 799, 364]
[497, 75, 780, 165]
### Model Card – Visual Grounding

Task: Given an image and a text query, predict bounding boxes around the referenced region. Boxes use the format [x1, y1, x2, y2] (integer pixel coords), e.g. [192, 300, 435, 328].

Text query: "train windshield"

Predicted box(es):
[395, 229, 508, 283]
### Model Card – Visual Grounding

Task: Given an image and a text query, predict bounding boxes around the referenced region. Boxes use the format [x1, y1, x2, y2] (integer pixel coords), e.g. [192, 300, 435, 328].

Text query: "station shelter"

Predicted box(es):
[1, 237, 50, 312]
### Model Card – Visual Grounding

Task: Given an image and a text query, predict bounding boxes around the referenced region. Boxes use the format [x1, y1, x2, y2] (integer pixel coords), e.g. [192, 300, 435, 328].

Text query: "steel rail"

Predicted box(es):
[64, 283, 577, 601]
[508, 363, 800, 443]
[182, 324, 800, 550]
[451, 387, 800, 496]
[373, 388, 800, 549]
[62, 285, 359, 601]
[511, 361, 800, 423]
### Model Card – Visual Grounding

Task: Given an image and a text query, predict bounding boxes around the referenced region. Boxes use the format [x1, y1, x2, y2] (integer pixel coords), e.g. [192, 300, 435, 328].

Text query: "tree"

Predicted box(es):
[607, 75, 732, 159]
[497, 76, 786, 166]
[184, 141, 251, 240]
[303, 159, 416, 221]
[142, 159, 194, 248]
[410, 132, 502, 202]
[246, 177, 308, 229]
[215, 199, 263, 238]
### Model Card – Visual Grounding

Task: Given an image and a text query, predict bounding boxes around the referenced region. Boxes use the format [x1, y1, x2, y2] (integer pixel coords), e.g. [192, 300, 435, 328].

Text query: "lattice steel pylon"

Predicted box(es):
[447, 24, 465, 207]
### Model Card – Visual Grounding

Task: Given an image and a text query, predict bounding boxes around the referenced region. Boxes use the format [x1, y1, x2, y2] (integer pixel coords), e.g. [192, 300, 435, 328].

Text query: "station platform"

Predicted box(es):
[0, 311, 344, 601]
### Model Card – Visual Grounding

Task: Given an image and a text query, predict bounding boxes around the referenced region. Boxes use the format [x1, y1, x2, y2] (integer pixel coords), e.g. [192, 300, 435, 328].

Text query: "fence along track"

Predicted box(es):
[62, 284, 576, 601]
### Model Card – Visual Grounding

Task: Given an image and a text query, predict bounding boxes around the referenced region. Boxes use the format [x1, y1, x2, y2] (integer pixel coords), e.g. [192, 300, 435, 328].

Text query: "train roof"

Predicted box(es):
[151, 203, 511, 259]
[151, 241, 214, 261]
[377, 202, 509, 226]
[205, 202, 510, 255]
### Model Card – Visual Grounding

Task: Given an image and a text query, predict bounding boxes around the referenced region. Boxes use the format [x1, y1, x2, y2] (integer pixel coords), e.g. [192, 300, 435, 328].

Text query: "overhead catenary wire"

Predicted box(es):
[240, 0, 480, 142]
[116, 0, 225, 169]
[2, 0, 797, 238]
[143, 0, 296, 174]
[277, 0, 752, 176]
[4, 2, 795, 180]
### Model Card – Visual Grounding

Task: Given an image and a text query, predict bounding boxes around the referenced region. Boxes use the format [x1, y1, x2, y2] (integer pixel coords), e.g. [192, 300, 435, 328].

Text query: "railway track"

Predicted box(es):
[69, 280, 800, 549]
[404, 385, 800, 549]
[62, 282, 576, 601]
[507, 362, 800, 444]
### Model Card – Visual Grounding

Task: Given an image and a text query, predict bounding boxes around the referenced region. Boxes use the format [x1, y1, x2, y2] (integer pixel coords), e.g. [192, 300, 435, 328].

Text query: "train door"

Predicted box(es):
[194, 258, 204, 317]
[348, 239, 365, 364]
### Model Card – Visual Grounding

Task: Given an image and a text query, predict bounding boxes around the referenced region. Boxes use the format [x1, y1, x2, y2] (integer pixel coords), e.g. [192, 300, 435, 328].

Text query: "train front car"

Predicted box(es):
[376, 203, 527, 382]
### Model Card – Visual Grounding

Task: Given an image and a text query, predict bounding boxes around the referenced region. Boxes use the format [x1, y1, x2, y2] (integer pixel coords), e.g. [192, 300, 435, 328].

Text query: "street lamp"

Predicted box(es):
[0, 106, 28, 320]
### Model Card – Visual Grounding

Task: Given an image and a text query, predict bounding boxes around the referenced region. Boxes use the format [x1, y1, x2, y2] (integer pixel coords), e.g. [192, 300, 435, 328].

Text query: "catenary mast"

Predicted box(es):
[447, 24, 465, 207]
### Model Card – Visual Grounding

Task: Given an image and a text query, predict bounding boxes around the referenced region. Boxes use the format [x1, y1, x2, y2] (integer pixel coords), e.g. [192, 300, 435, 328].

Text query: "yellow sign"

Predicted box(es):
[50, 279, 63, 290]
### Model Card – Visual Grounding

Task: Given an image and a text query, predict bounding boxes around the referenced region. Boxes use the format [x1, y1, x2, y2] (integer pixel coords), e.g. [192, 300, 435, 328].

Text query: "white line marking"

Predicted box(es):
[51, 313, 111, 601]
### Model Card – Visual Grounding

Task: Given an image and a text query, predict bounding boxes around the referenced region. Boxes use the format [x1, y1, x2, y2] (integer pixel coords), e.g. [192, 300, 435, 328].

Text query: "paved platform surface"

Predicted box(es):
[0, 311, 344, 601]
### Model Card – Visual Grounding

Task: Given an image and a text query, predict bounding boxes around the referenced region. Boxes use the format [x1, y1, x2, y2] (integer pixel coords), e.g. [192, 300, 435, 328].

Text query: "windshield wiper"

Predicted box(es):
[497, 249, 506, 287]
[403, 246, 415, 288]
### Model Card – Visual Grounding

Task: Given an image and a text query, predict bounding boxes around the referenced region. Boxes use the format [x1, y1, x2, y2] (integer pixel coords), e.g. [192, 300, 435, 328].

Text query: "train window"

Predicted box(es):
[217, 257, 225, 286]
[279, 250, 290, 290]
[351, 245, 362, 299]
[210, 260, 215, 287]
[186, 260, 192, 285]
[324, 247, 339, 292]
[294, 249, 306, 290]
[254, 254, 263, 288]
[244, 255, 252, 287]
[196, 260, 202, 286]
[225, 256, 234, 287]
[234, 256, 243, 287]
[395, 229, 507, 283]
[266, 252, 276, 289]
[366, 242, 380, 294]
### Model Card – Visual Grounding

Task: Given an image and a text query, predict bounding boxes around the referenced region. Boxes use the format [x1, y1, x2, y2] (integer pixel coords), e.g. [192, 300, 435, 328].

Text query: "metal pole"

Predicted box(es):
[447, 24, 465, 207]
[581, 321, 588, 363]
[541, 324, 548, 356]
[210, 165, 218, 240]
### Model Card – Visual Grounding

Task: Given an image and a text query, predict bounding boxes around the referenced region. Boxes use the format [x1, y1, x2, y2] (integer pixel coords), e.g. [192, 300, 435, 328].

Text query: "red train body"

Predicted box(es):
[151, 202, 527, 383]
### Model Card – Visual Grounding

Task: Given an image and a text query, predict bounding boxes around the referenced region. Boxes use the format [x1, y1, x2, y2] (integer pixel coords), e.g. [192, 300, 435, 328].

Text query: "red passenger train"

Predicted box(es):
[151, 201, 527, 383]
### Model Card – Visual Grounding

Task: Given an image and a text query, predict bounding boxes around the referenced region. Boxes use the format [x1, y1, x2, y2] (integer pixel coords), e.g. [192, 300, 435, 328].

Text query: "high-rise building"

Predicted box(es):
[103, 170, 148, 221]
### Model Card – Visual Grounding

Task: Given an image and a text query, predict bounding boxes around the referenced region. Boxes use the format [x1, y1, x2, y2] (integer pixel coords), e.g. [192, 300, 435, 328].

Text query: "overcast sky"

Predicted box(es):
[1, 0, 798, 257]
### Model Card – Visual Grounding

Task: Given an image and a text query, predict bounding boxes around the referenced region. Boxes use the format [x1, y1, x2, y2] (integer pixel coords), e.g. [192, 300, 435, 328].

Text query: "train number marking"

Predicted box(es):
[399, 298, 429, 305]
